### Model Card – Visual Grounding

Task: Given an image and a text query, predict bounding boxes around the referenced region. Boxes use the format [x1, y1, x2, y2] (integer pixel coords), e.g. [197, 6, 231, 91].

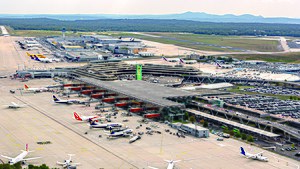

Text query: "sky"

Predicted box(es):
[0, 0, 299, 18]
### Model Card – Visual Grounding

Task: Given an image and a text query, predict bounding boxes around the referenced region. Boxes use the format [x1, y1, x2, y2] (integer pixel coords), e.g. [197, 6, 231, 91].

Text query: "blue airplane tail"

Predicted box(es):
[90, 120, 97, 125]
[34, 56, 41, 61]
[179, 58, 184, 64]
[53, 95, 59, 102]
[240, 147, 246, 156]
[215, 62, 221, 67]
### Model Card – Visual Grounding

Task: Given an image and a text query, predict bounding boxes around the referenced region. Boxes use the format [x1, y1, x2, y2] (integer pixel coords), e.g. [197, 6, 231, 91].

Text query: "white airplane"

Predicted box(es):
[106, 128, 133, 138]
[6, 102, 26, 109]
[32, 56, 53, 63]
[179, 58, 197, 64]
[73, 112, 103, 122]
[89, 120, 123, 129]
[24, 84, 48, 93]
[53, 95, 80, 104]
[240, 147, 268, 162]
[57, 154, 80, 168]
[215, 61, 234, 69]
[148, 160, 181, 169]
[1, 144, 41, 165]
[162, 57, 180, 63]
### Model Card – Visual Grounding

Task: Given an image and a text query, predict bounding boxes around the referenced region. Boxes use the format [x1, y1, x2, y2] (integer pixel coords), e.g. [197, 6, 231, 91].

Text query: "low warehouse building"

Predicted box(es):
[181, 123, 209, 138]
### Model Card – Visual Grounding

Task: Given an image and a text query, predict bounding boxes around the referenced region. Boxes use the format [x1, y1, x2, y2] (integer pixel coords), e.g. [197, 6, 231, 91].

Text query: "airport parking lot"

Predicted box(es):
[243, 86, 300, 96]
[222, 95, 300, 119]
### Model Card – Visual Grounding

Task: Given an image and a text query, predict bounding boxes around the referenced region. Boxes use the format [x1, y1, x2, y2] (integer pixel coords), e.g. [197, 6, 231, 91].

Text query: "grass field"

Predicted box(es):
[230, 53, 300, 63]
[104, 32, 281, 52]
[147, 32, 281, 52]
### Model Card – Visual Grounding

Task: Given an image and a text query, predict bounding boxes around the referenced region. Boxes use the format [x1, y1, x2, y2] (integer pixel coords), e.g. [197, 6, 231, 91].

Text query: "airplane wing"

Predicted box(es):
[255, 151, 264, 156]
[56, 161, 65, 165]
[1, 155, 13, 160]
[11, 102, 18, 106]
[148, 166, 159, 169]
[23, 157, 42, 161]
[71, 163, 81, 166]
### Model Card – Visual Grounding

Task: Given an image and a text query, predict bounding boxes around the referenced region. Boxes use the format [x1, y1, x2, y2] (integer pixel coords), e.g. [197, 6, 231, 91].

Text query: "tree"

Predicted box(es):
[241, 133, 247, 140]
[189, 115, 196, 124]
[247, 135, 254, 142]
[235, 132, 241, 138]
[291, 143, 295, 149]
[200, 119, 205, 124]
[184, 112, 189, 120]
[203, 121, 208, 127]
[223, 126, 229, 133]
[229, 130, 235, 136]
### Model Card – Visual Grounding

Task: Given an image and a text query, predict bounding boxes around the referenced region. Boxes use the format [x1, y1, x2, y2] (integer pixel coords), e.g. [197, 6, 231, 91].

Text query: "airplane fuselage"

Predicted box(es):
[9, 151, 28, 165]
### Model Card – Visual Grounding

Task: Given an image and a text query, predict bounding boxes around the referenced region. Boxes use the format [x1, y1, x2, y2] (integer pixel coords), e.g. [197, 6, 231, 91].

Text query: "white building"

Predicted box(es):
[171, 123, 209, 138]
[181, 123, 209, 138]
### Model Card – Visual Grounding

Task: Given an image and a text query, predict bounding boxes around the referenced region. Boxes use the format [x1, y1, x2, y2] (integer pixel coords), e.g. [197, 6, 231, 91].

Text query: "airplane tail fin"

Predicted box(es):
[240, 147, 246, 156]
[162, 57, 168, 61]
[179, 58, 184, 64]
[215, 62, 221, 67]
[53, 95, 60, 102]
[74, 112, 82, 121]
[34, 56, 40, 61]
[26, 144, 29, 152]
[24, 84, 29, 89]
[89, 119, 97, 125]
[109, 126, 113, 134]
[26, 52, 31, 57]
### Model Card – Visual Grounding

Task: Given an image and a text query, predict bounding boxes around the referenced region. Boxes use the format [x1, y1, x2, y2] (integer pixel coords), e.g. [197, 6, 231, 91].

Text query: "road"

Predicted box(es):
[280, 37, 290, 52]
[0, 26, 9, 36]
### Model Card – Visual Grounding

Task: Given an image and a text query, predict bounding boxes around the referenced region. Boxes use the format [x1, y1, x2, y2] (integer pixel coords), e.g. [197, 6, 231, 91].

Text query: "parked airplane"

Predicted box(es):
[53, 95, 80, 104]
[148, 160, 181, 169]
[162, 57, 180, 62]
[89, 120, 123, 129]
[73, 112, 102, 122]
[129, 135, 141, 143]
[106, 128, 133, 138]
[32, 56, 53, 63]
[24, 84, 48, 92]
[6, 102, 26, 109]
[179, 58, 197, 64]
[57, 154, 80, 168]
[27, 47, 40, 51]
[1, 144, 41, 165]
[215, 61, 234, 69]
[240, 147, 268, 162]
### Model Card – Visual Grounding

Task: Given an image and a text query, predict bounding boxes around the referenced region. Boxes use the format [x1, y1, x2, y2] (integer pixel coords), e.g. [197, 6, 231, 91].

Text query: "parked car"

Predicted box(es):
[217, 138, 224, 141]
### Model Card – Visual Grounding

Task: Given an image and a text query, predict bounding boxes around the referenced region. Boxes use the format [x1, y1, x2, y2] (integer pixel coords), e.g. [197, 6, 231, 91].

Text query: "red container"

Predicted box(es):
[70, 87, 82, 91]
[115, 102, 128, 107]
[144, 113, 160, 118]
[91, 93, 103, 99]
[102, 98, 115, 103]
[81, 90, 93, 95]
[129, 108, 144, 113]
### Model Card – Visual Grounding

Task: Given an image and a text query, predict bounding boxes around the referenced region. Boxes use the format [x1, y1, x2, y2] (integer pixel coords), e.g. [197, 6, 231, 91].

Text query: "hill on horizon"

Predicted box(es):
[0, 12, 300, 24]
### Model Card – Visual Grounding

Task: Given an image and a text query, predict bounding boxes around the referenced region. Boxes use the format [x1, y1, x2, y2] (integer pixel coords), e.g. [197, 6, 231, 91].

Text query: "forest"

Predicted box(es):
[1, 18, 300, 37]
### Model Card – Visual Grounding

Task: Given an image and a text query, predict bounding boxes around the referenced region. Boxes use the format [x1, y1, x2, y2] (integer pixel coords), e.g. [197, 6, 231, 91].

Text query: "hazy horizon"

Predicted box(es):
[0, 0, 299, 18]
